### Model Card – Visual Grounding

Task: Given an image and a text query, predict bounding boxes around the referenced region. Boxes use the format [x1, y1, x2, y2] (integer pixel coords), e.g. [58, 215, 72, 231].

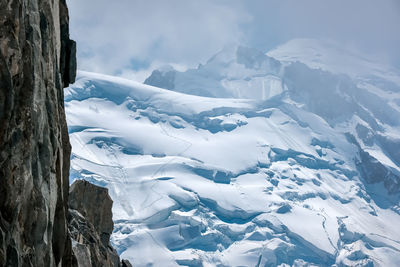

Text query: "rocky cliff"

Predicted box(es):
[0, 0, 75, 265]
[68, 180, 132, 267]
[0, 0, 130, 266]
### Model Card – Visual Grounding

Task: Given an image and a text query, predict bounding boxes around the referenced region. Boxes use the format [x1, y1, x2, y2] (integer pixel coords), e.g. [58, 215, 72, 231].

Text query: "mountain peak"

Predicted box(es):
[268, 38, 400, 84]
[144, 65, 176, 90]
[144, 44, 282, 98]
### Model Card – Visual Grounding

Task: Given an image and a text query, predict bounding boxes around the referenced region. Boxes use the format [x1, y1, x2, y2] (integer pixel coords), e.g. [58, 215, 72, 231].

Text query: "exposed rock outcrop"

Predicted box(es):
[346, 133, 400, 194]
[68, 180, 127, 267]
[0, 0, 75, 265]
[0, 1, 130, 266]
[144, 66, 176, 90]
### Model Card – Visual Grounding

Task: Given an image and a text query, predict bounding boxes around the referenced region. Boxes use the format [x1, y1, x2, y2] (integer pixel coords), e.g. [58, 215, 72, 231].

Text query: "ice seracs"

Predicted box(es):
[66, 39, 400, 266]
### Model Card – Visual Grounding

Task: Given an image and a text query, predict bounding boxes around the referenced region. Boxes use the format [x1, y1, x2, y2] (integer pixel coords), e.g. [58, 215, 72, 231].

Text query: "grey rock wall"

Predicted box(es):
[0, 0, 75, 266]
[0, 1, 131, 266]
[68, 180, 127, 267]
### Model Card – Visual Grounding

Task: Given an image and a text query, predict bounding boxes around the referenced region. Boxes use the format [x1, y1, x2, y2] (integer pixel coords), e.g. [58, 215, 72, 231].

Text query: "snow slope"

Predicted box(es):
[66, 39, 400, 266]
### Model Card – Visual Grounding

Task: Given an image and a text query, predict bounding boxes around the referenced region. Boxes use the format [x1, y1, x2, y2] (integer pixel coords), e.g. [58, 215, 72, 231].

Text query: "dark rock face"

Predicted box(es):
[358, 149, 400, 194]
[0, 1, 131, 266]
[121, 259, 133, 267]
[144, 68, 176, 90]
[0, 0, 75, 266]
[68, 180, 124, 267]
[69, 180, 114, 247]
[346, 133, 400, 194]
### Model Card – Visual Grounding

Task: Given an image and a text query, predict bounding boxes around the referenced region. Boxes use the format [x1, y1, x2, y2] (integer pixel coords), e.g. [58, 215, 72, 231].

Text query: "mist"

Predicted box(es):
[67, 0, 400, 81]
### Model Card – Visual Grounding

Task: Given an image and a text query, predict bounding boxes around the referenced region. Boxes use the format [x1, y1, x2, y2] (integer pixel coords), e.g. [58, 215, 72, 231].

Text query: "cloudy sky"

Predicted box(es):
[67, 0, 400, 82]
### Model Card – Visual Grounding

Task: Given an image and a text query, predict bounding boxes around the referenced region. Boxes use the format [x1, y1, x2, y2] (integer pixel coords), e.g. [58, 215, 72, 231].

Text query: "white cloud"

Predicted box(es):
[245, 0, 400, 64]
[67, 0, 400, 81]
[67, 0, 250, 79]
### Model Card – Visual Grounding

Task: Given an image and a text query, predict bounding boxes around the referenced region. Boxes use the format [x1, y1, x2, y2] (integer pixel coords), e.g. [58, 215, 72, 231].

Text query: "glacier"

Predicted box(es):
[65, 39, 400, 266]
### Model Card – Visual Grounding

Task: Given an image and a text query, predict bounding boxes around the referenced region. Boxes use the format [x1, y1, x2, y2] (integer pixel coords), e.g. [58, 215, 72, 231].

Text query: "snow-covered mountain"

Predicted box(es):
[65, 39, 400, 266]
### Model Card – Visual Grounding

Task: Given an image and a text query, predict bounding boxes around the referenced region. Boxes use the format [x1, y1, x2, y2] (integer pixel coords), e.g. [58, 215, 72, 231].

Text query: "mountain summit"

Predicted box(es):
[144, 45, 283, 99]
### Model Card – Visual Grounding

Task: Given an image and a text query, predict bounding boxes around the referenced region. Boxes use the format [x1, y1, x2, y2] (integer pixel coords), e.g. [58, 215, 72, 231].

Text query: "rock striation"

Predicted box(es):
[68, 180, 123, 267]
[0, 0, 75, 265]
[0, 0, 131, 266]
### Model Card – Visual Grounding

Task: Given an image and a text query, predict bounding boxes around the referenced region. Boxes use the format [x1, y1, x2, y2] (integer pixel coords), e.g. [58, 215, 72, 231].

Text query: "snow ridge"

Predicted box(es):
[66, 39, 400, 266]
